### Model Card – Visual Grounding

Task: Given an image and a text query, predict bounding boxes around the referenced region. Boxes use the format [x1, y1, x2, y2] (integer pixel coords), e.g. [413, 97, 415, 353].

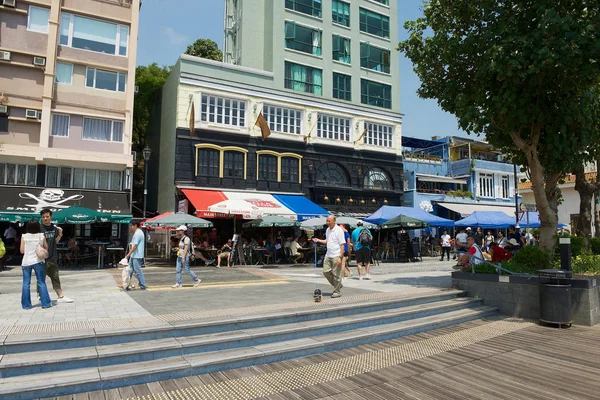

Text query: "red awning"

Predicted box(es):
[181, 189, 230, 218]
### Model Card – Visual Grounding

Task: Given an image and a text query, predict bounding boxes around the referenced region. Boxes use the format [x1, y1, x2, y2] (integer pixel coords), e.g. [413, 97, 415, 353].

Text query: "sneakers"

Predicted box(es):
[359, 276, 364, 281]
[172, 283, 182, 289]
[366, 274, 371, 279]
[331, 292, 341, 298]
[205, 259, 215, 266]
[194, 279, 202, 287]
[57, 296, 74, 303]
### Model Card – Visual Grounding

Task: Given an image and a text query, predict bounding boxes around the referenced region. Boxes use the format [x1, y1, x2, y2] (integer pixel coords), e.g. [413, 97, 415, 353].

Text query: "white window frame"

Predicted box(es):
[0, 163, 37, 185]
[59, 13, 129, 57]
[85, 67, 126, 92]
[317, 113, 352, 141]
[50, 114, 70, 138]
[364, 121, 393, 148]
[478, 173, 494, 198]
[55, 63, 73, 85]
[46, 166, 122, 190]
[263, 104, 302, 135]
[500, 175, 510, 199]
[27, 6, 50, 34]
[82, 118, 124, 142]
[200, 94, 247, 128]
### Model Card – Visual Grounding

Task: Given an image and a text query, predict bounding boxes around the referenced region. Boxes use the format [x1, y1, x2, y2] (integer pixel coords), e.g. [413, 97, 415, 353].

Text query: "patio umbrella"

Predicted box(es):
[145, 212, 213, 228]
[242, 215, 300, 228]
[51, 206, 111, 224]
[208, 199, 263, 219]
[380, 214, 429, 230]
[301, 216, 378, 230]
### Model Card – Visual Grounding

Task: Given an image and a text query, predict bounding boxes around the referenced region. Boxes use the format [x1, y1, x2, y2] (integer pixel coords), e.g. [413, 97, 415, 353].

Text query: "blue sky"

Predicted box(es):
[136, 0, 466, 140]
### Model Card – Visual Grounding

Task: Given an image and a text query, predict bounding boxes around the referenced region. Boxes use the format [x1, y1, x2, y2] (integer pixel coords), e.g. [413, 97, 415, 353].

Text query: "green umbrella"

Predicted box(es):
[242, 215, 300, 228]
[381, 214, 429, 229]
[52, 206, 111, 224]
[108, 214, 133, 224]
[145, 212, 213, 228]
[0, 211, 38, 223]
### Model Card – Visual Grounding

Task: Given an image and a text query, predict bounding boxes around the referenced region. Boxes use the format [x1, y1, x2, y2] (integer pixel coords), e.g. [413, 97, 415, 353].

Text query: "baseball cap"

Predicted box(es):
[466, 227, 472, 231]
[357, 221, 363, 226]
[176, 225, 187, 231]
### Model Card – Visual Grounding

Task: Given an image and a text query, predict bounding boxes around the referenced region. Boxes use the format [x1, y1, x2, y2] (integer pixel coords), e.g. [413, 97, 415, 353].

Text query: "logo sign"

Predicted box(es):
[178, 199, 188, 213]
[419, 200, 433, 213]
[245, 199, 281, 208]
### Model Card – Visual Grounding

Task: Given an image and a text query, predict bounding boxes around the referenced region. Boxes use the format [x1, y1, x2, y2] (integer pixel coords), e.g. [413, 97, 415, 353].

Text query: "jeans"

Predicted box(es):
[176, 256, 199, 285]
[22, 262, 51, 309]
[129, 258, 147, 288]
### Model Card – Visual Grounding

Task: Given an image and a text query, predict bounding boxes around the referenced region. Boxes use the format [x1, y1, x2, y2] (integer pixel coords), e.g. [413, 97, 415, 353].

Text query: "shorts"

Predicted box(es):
[343, 251, 349, 257]
[356, 248, 370, 265]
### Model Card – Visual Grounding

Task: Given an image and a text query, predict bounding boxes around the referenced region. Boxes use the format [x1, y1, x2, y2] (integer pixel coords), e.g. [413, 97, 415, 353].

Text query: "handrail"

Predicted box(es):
[469, 254, 533, 278]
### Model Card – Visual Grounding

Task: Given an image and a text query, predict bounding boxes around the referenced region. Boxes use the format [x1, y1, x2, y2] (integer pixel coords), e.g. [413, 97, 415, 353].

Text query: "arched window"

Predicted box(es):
[195, 144, 247, 179]
[316, 162, 350, 187]
[364, 168, 392, 190]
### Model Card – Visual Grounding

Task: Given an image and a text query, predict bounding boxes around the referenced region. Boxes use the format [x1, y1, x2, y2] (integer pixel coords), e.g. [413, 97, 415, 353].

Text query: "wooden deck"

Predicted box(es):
[44, 317, 600, 400]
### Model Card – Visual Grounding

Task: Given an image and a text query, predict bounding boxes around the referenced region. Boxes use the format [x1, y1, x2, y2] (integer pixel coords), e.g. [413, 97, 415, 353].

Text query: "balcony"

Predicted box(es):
[451, 158, 514, 176]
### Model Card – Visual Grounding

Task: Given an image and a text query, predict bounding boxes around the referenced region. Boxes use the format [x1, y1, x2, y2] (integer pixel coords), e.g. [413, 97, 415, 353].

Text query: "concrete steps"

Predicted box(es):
[0, 290, 498, 399]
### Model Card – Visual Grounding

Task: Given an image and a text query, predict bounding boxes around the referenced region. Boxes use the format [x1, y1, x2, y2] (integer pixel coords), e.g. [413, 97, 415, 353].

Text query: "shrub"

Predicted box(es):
[505, 246, 553, 274]
[572, 254, 600, 275]
[556, 234, 585, 257]
[590, 238, 600, 255]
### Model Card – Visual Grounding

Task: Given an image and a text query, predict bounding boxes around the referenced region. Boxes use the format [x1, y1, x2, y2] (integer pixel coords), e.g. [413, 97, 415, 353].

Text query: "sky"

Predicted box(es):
[136, 0, 467, 140]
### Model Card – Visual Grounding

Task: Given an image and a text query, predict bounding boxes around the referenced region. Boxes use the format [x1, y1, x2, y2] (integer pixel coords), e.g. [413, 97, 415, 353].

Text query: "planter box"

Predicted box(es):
[453, 273, 600, 326]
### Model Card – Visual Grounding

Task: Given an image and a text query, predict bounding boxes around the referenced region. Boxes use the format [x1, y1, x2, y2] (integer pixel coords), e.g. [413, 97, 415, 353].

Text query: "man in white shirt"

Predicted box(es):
[312, 215, 345, 298]
[289, 237, 306, 263]
[455, 228, 469, 256]
[440, 230, 452, 261]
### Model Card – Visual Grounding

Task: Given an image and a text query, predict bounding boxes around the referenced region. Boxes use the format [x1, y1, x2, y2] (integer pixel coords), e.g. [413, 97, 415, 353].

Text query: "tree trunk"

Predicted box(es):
[574, 164, 594, 250]
[595, 190, 600, 238]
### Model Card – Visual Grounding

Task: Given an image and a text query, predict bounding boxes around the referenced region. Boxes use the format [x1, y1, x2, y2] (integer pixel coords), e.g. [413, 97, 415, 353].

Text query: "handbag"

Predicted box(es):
[35, 234, 49, 260]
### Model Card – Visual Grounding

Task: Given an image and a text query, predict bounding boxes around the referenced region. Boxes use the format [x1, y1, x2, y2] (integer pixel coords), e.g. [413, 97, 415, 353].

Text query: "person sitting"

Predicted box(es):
[216, 239, 233, 268]
[195, 243, 215, 266]
[455, 235, 484, 271]
[289, 237, 306, 264]
[66, 236, 79, 263]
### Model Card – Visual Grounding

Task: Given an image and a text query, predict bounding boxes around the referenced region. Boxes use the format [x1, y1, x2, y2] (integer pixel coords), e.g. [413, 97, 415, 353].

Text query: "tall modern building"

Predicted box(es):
[0, 0, 139, 224]
[223, 0, 400, 113]
[148, 0, 404, 219]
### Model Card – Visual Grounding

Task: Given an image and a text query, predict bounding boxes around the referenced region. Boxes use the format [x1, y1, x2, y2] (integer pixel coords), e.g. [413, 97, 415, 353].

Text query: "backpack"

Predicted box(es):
[0, 239, 5, 259]
[359, 228, 371, 246]
[181, 236, 195, 261]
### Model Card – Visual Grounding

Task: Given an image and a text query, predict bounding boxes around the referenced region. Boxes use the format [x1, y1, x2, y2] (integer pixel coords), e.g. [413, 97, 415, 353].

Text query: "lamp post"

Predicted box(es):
[142, 145, 152, 220]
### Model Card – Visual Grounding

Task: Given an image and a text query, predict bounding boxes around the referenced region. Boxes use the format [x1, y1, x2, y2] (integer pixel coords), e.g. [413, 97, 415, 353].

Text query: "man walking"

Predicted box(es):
[351, 221, 373, 280]
[124, 222, 147, 290]
[39, 209, 73, 303]
[312, 215, 345, 298]
[440, 229, 451, 261]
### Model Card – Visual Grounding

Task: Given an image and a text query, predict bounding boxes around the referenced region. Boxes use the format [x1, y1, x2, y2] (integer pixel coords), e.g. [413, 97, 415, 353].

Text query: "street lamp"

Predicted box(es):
[142, 145, 152, 220]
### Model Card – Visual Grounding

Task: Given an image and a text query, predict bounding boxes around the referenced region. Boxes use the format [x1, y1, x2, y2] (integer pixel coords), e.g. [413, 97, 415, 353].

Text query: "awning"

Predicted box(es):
[437, 202, 516, 217]
[416, 174, 468, 185]
[455, 211, 516, 228]
[182, 189, 327, 221]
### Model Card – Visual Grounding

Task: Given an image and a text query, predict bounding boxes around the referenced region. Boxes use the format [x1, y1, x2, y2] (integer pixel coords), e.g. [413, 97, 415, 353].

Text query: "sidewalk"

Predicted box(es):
[0, 258, 455, 334]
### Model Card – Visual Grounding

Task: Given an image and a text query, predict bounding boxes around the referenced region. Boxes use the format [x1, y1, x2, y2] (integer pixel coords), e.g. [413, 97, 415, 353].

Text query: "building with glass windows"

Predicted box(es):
[0, 0, 138, 223]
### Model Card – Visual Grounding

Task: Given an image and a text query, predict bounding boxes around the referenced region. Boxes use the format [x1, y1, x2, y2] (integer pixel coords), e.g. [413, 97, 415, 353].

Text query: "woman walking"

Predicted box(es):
[339, 225, 353, 281]
[172, 225, 201, 288]
[20, 220, 52, 309]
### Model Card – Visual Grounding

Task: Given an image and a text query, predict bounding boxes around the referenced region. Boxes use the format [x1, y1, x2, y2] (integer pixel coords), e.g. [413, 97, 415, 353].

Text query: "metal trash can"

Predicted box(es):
[537, 269, 573, 328]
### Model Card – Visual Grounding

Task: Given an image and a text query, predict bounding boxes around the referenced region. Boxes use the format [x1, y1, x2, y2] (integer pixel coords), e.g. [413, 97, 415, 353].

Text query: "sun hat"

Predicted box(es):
[176, 225, 187, 231]
[118, 258, 129, 266]
[508, 238, 519, 246]
[466, 227, 472, 231]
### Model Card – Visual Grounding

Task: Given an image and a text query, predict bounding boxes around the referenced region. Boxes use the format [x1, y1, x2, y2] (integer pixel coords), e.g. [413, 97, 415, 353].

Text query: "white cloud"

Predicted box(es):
[163, 27, 189, 46]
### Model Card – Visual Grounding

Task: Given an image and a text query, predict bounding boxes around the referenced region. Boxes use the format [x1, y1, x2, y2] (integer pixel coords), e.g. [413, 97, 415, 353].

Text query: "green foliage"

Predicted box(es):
[185, 38, 223, 61]
[590, 238, 600, 255]
[556, 234, 586, 257]
[505, 246, 553, 274]
[446, 190, 473, 199]
[572, 254, 600, 275]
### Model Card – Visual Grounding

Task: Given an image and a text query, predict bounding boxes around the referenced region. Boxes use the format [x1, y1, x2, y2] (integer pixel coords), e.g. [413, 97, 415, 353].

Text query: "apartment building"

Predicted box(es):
[0, 0, 139, 222]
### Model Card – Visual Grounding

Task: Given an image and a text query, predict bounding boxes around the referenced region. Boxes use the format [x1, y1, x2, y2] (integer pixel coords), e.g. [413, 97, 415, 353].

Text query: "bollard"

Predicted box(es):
[559, 237, 572, 272]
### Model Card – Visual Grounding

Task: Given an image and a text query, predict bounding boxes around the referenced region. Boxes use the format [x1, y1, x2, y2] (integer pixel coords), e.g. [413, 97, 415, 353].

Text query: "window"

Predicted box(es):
[285, 22, 321, 56]
[55, 63, 73, 84]
[197, 149, 220, 177]
[364, 122, 393, 148]
[86, 68, 126, 92]
[59, 13, 129, 56]
[49, 167, 122, 190]
[98, 170, 110, 190]
[361, 79, 391, 109]
[332, 0, 350, 26]
[364, 168, 392, 190]
[263, 105, 302, 135]
[73, 168, 85, 188]
[317, 114, 351, 141]
[59, 167, 72, 188]
[501, 175, 510, 199]
[371, 0, 389, 5]
[0, 116, 7, 133]
[285, 0, 321, 18]
[333, 73, 351, 101]
[200, 94, 246, 127]
[28, 6, 50, 33]
[259, 155, 278, 181]
[281, 158, 299, 183]
[332, 35, 351, 63]
[0, 163, 36, 185]
[359, 8, 389, 38]
[478, 173, 494, 198]
[316, 163, 350, 187]
[223, 151, 244, 178]
[51, 114, 70, 137]
[360, 43, 390, 73]
[83, 118, 123, 142]
[284, 61, 322, 95]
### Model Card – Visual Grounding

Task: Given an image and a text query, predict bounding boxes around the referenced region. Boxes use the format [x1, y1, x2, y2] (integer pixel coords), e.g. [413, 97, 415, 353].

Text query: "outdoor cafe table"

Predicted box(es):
[106, 247, 125, 267]
[251, 247, 269, 265]
[94, 242, 110, 269]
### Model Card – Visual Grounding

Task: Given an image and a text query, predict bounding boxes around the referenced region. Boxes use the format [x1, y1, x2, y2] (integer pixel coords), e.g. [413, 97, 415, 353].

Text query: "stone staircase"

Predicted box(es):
[0, 290, 497, 399]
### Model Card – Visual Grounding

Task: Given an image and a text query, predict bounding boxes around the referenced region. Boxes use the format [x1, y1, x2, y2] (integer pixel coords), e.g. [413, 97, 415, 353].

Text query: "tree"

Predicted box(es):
[185, 38, 223, 61]
[399, 1, 600, 251]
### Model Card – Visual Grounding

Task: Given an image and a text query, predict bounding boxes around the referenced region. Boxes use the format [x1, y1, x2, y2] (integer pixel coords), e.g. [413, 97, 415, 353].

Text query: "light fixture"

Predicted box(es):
[142, 145, 152, 162]
[348, 197, 354, 205]
[371, 198, 377, 205]
[383, 198, 389, 205]
[360, 199, 366, 206]
[335, 196, 342, 204]
[308, 113, 312, 121]
[324, 194, 329, 202]
[355, 121, 359, 130]
[253, 104, 257, 113]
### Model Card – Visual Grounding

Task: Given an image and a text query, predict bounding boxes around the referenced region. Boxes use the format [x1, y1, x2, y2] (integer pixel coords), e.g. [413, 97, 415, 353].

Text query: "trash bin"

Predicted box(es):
[537, 269, 573, 328]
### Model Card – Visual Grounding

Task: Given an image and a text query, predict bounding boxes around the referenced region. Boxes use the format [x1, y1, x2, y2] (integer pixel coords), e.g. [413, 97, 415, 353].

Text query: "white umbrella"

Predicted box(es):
[208, 199, 263, 219]
[301, 216, 377, 230]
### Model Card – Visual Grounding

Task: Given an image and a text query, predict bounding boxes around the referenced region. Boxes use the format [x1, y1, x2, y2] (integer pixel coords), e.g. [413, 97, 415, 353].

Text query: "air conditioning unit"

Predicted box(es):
[25, 109, 39, 119]
[33, 56, 46, 66]
[0, 105, 7, 115]
[0, 51, 11, 61]
[2, 0, 16, 7]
